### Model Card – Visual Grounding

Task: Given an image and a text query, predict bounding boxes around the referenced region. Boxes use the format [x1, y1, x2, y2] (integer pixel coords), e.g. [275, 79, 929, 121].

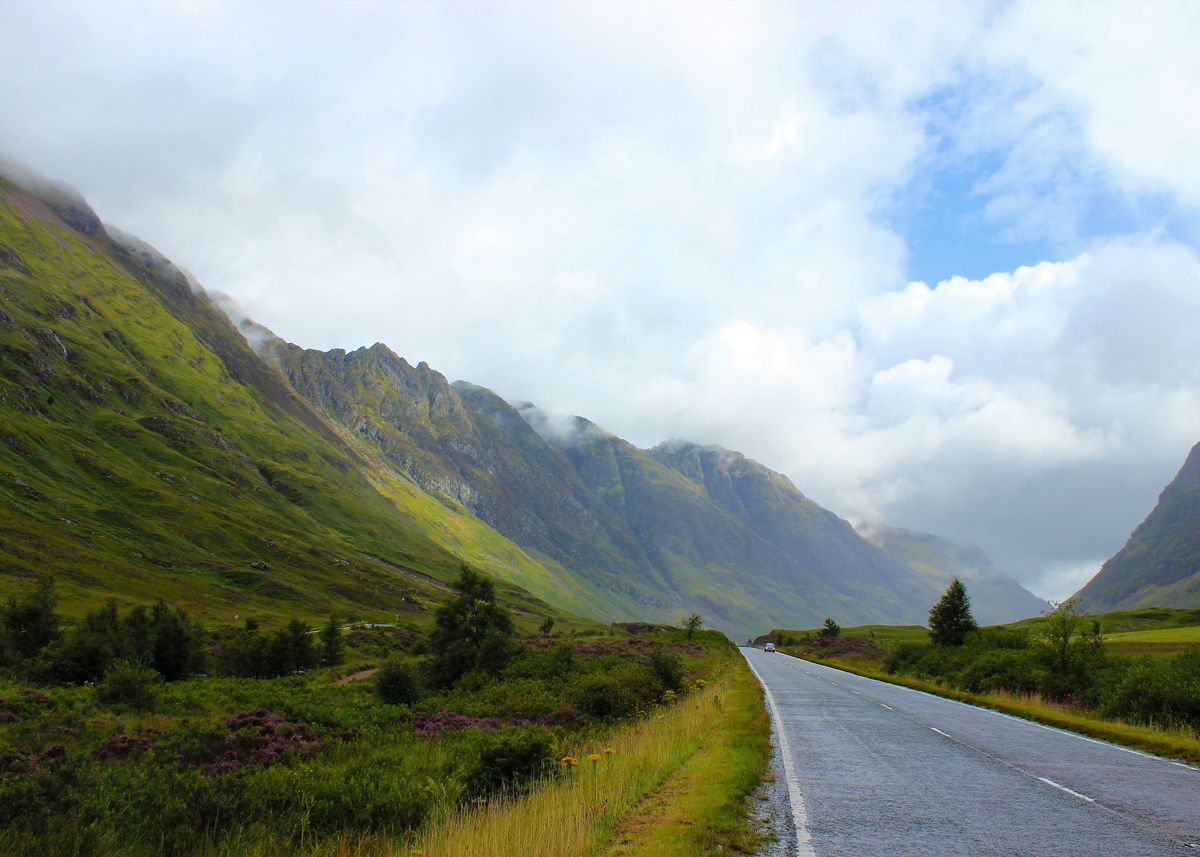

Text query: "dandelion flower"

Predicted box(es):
[602, 747, 615, 755]
[587, 753, 602, 762]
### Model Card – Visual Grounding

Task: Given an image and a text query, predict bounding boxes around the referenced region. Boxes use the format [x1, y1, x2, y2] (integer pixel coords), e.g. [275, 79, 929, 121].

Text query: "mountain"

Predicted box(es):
[0, 166, 583, 627]
[252, 320, 962, 637]
[864, 526, 1049, 624]
[1072, 441, 1200, 612]
[0, 164, 1049, 638]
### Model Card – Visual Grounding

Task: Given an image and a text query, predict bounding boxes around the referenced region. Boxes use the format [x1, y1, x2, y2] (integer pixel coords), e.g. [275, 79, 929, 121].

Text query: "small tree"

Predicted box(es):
[319, 614, 344, 667]
[427, 564, 515, 687]
[820, 617, 841, 638]
[682, 614, 703, 639]
[538, 616, 555, 635]
[3, 578, 60, 659]
[928, 578, 977, 646]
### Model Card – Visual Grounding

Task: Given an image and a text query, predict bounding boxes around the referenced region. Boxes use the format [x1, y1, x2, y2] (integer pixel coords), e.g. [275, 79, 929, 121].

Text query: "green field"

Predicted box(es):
[777, 623, 930, 645]
[1007, 606, 1200, 635]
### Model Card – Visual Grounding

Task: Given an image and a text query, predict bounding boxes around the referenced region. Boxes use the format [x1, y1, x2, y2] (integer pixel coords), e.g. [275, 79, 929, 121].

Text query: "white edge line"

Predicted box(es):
[744, 653, 818, 857]
[929, 727, 951, 738]
[1037, 776, 1095, 803]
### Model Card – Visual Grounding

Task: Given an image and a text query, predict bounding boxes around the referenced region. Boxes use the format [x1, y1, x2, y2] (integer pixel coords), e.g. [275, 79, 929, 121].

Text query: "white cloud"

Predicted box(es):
[1, 1, 1198, 600]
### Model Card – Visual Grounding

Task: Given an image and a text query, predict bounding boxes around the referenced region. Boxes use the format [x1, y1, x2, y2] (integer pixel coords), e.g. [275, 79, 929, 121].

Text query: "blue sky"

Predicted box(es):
[1, 0, 1198, 599]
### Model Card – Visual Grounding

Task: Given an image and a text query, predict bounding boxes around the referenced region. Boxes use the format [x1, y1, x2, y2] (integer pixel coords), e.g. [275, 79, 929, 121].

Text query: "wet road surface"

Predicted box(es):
[743, 646, 1200, 856]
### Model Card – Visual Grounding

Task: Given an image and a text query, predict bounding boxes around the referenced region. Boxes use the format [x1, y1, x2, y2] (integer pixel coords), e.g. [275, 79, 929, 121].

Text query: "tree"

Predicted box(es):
[928, 578, 977, 646]
[538, 616, 555, 635]
[819, 617, 841, 638]
[148, 600, 205, 680]
[3, 578, 60, 659]
[1040, 600, 1104, 700]
[427, 565, 515, 687]
[319, 614, 345, 667]
[682, 614, 703, 639]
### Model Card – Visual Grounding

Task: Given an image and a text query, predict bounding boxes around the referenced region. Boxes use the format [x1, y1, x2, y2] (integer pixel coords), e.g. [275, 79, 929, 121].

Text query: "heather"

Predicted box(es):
[0, 574, 729, 855]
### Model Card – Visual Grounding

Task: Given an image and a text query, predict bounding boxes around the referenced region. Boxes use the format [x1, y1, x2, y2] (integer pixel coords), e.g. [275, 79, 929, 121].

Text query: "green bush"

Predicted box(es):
[465, 728, 555, 798]
[95, 659, 159, 711]
[571, 666, 659, 718]
[375, 659, 421, 705]
[650, 649, 685, 693]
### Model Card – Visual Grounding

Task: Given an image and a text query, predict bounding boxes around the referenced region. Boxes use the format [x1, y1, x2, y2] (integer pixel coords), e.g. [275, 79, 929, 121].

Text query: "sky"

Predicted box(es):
[2, 0, 1198, 601]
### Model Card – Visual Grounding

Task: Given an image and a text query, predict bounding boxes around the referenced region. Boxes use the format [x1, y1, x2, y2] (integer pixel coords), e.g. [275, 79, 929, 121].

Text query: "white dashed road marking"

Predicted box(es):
[1038, 777, 1095, 803]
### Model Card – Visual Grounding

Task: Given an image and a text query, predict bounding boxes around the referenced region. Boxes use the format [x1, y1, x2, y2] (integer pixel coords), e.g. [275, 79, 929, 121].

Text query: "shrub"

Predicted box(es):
[465, 729, 555, 798]
[571, 666, 659, 718]
[96, 660, 159, 711]
[375, 659, 421, 705]
[650, 649, 685, 693]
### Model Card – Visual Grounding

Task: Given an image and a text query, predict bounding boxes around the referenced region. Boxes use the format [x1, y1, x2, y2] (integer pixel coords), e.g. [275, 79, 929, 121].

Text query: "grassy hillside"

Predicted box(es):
[0, 174, 585, 629]
[1073, 441, 1200, 612]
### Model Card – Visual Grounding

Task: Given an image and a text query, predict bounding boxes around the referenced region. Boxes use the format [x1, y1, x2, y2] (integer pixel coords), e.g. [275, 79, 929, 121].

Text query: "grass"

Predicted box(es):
[601, 657, 770, 856]
[780, 647, 1200, 766]
[1102, 625, 1200, 657]
[777, 624, 929, 645]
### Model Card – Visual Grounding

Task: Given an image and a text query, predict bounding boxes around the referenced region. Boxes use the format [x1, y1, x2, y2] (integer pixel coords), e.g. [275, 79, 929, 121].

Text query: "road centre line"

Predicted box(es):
[804, 659, 1199, 771]
[929, 727, 951, 738]
[1038, 777, 1095, 803]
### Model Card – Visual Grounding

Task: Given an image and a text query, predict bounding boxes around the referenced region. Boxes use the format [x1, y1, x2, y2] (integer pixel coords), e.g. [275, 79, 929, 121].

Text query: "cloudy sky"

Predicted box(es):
[3, 0, 1198, 600]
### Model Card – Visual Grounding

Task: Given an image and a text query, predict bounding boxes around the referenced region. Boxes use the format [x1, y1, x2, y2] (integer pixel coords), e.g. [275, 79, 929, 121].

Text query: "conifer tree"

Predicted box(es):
[928, 577, 977, 646]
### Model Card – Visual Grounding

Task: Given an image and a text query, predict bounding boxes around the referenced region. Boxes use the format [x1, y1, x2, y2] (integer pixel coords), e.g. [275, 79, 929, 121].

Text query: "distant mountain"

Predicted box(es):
[865, 526, 1049, 624]
[1073, 442, 1200, 612]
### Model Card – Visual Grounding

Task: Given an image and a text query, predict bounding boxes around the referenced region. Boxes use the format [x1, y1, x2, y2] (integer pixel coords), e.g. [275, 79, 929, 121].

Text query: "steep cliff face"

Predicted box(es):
[262, 342, 669, 619]
[1073, 442, 1200, 612]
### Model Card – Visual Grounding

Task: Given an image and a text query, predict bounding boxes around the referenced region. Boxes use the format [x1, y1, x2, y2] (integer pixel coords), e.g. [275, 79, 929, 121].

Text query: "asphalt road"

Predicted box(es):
[742, 646, 1200, 856]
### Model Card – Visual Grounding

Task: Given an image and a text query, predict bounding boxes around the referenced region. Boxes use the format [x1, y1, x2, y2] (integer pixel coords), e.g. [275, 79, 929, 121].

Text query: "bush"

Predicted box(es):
[571, 666, 659, 718]
[650, 649, 685, 693]
[375, 659, 421, 705]
[466, 729, 555, 798]
[96, 660, 159, 711]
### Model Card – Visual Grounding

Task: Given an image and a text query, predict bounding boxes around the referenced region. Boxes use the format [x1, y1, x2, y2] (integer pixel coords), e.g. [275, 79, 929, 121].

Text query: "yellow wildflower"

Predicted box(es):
[587, 753, 602, 762]
[602, 747, 615, 755]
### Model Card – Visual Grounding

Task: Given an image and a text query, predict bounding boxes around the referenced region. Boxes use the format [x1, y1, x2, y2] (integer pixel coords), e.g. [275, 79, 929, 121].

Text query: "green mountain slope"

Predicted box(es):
[864, 526, 1049, 623]
[0, 170, 583, 626]
[1073, 441, 1200, 612]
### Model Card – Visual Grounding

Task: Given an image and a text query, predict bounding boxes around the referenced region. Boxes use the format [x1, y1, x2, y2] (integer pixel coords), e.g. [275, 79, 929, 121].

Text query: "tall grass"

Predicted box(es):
[407, 678, 730, 857]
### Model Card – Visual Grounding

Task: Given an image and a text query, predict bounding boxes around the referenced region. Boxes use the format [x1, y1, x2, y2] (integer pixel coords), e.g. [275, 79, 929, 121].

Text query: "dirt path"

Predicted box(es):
[334, 667, 378, 686]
